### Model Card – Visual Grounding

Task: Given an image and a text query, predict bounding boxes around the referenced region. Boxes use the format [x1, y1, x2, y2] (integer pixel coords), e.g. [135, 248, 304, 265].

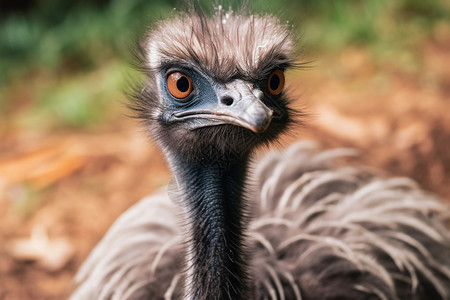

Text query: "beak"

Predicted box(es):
[174, 80, 273, 133]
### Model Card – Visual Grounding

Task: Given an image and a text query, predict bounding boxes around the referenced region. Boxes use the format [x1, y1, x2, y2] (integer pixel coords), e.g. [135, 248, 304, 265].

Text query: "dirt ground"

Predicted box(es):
[0, 39, 449, 299]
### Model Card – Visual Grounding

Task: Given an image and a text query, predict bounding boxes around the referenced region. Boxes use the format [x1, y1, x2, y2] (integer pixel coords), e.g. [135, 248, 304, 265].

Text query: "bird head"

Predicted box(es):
[132, 7, 298, 163]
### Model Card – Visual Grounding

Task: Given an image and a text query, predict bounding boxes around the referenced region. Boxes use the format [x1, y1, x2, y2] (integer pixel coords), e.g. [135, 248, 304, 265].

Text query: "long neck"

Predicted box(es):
[170, 153, 250, 300]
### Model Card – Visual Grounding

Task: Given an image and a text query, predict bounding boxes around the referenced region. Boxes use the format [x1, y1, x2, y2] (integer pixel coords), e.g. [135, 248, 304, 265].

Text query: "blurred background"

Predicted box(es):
[0, 0, 449, 298]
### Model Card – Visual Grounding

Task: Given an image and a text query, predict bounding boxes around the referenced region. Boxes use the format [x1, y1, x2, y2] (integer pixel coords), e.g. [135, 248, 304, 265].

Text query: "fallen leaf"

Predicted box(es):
[7, 225, 74, 272]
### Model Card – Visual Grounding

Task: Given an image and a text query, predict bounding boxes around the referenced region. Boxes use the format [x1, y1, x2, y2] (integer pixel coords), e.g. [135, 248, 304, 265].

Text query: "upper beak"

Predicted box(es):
[174, 80, 273, 133]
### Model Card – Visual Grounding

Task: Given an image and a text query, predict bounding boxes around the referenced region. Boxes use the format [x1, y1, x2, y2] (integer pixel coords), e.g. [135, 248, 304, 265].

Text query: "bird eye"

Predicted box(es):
[267, 69, 285, 95]
[167, 71, 193, 99]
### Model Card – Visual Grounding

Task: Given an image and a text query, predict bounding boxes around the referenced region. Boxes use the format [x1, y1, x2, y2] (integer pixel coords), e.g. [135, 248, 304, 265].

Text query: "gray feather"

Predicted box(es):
[72, 142, 450, 299]
[72, 5, 450, 300]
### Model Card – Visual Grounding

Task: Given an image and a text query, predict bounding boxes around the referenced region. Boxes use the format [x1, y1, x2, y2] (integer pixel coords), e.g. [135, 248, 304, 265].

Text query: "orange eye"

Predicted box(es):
[167, 72, 192, 99]
[267, 69, 285, 95]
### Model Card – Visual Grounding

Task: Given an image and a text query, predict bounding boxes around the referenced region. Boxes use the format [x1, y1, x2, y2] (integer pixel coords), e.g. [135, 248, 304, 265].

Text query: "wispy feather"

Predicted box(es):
[72, 143, 450, 299]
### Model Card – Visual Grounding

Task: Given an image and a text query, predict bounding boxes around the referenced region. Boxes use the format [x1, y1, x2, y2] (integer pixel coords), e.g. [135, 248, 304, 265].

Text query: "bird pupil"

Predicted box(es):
[177, 77, 189, 92]
[270, 74, 280, 91]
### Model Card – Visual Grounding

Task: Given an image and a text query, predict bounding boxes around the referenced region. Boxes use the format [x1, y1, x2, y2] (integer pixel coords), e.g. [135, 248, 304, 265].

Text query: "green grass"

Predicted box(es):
[1, 0, 448, 131]
[0, 0, 174, 78]
[22, 62, 129, 129]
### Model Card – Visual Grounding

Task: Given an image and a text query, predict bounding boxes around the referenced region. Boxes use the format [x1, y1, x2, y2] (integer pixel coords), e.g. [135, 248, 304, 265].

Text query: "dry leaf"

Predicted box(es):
[0, 141, 86, 189]
[7, 225, 74, 272]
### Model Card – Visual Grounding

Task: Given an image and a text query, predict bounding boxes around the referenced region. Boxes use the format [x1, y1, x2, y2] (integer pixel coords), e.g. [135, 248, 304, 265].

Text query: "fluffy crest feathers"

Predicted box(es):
[142, 6, 296, 81]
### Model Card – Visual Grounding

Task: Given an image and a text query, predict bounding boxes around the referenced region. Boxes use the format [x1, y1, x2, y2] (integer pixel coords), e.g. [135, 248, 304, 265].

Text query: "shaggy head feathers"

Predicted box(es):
[132, 7, 298, 162]
[144, 7, 296, 81]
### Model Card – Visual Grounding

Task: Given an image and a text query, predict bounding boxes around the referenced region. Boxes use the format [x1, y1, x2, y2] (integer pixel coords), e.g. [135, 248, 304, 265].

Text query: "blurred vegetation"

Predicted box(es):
[0, 0, 449, 130]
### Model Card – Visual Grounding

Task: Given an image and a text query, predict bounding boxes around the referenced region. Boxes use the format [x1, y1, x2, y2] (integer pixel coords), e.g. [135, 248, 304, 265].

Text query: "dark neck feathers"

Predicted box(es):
[169, 152, 250, 300]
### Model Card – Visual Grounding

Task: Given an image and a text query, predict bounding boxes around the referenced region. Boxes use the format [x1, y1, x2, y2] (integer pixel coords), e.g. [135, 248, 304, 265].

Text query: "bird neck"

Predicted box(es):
[170, 153, 250, 300]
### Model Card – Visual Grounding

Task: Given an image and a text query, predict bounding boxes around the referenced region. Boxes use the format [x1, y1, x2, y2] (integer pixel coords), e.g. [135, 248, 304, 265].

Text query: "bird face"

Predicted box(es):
[152, 63, 291, 161]
[160, 65, 288, 133]
[134, 12, 297, 161]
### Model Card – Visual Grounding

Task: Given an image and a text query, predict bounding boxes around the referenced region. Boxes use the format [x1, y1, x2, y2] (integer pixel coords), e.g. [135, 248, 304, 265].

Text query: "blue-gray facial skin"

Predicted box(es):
[160, 66, 274, 133]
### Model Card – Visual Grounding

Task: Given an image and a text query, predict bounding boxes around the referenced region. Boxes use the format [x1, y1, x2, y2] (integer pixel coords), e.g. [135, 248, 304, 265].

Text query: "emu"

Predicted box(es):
[71, 5, 450, 300]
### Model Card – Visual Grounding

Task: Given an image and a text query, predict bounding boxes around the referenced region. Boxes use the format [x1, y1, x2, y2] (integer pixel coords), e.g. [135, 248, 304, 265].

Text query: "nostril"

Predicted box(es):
[220, 96, 234, 106]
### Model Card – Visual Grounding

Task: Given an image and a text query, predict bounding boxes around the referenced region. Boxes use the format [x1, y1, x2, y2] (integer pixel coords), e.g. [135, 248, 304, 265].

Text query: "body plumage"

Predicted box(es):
[71, 5, 450, 300]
